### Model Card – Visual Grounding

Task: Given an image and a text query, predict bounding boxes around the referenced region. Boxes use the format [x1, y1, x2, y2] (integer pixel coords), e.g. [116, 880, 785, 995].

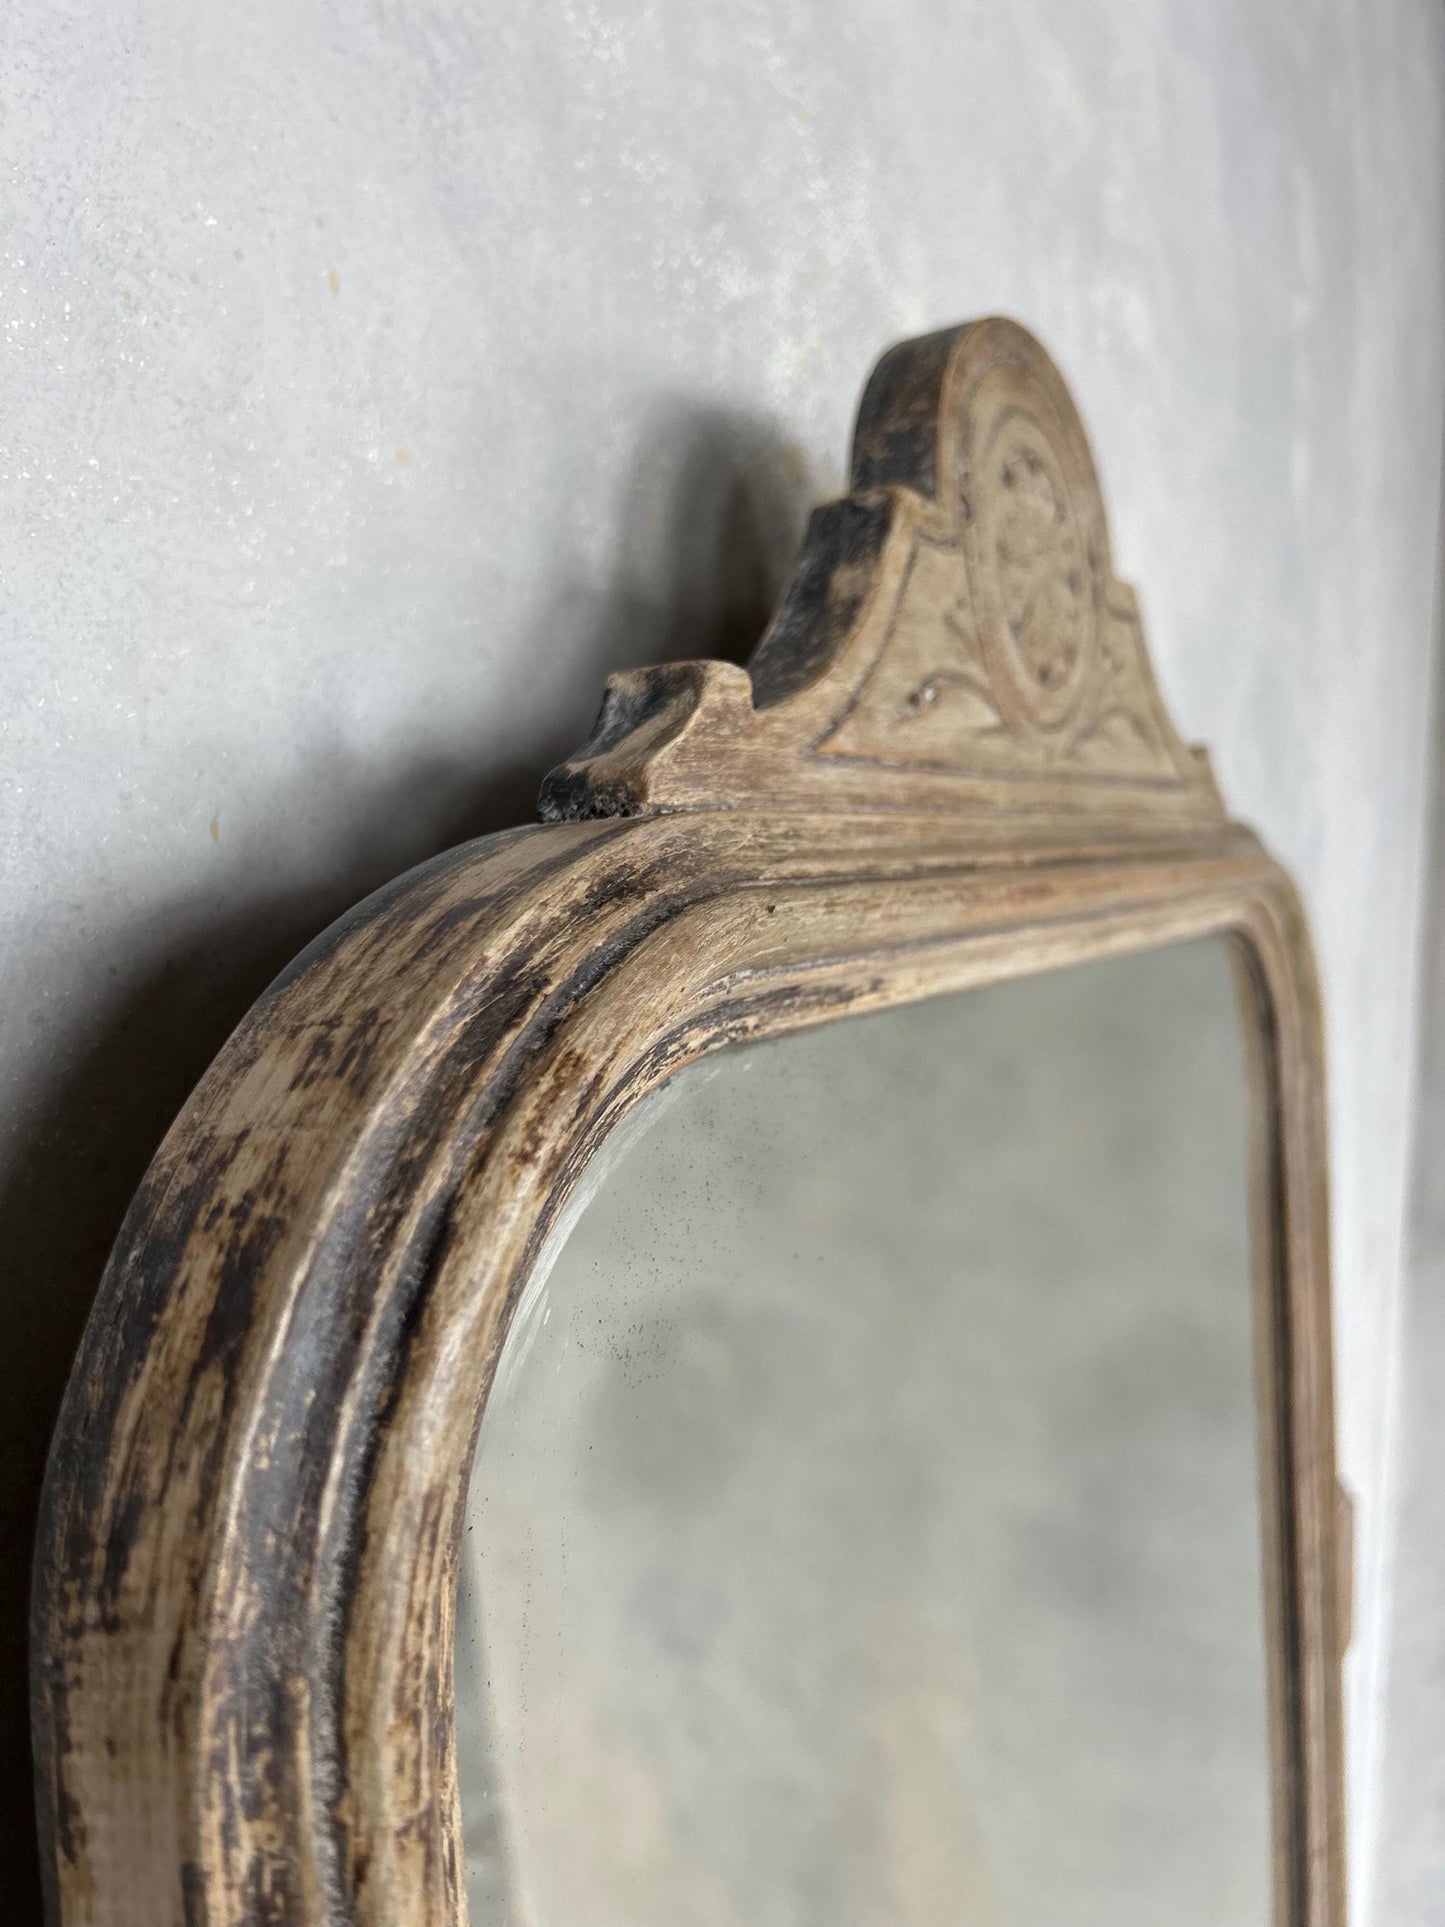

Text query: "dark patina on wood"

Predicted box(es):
[32, 319, 1346, 1926]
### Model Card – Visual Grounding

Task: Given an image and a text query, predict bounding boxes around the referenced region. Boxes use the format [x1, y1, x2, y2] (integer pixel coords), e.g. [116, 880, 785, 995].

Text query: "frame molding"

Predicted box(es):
[32, 319, 1345, 1925]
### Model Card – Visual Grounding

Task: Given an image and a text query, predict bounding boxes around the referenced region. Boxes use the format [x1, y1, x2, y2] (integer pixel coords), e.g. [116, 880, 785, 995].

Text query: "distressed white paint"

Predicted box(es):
[0, 0, 1441, 1914]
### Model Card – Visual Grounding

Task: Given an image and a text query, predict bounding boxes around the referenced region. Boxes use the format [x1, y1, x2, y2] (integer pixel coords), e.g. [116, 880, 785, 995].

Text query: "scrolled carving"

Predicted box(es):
[542, 319, 1219, 828]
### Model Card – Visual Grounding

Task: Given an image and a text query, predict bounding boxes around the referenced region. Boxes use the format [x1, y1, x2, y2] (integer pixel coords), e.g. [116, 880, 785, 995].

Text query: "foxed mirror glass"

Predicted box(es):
[455, 936, 1270, 1927]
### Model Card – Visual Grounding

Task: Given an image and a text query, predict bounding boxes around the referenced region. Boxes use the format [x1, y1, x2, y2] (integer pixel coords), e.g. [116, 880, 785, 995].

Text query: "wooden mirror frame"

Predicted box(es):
[32, 318, 1347, 1926]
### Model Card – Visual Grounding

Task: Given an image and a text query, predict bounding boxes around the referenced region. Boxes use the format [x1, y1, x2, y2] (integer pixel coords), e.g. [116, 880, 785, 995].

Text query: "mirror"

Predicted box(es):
[455, 935, 1271, 1926]
[31, 317, 1340, 1927]
[455, 937, 1269, 1926]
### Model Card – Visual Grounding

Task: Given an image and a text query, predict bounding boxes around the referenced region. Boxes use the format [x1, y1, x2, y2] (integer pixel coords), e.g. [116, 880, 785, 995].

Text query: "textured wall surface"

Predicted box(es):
[1376, 604, 1445, 1927]
[1, 1, 1441, 1917]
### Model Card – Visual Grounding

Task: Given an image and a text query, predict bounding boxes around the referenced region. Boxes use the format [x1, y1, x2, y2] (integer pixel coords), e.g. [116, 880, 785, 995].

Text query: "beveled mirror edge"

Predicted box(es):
[30, 319, 1345, 1927]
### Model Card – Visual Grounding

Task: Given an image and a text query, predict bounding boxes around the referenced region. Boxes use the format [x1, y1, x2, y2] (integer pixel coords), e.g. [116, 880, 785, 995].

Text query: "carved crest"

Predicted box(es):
[542, 318, 1219, 826]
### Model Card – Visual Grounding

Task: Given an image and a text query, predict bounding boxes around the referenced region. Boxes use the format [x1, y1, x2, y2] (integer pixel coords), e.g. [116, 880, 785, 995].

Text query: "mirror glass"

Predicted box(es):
[455, 936, 1271, 1926]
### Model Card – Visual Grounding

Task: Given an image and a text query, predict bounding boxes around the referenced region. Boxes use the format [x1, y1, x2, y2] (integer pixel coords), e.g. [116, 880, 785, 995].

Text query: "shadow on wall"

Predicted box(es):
[561, 397, 818, 687]
[2, 406, 813, 1918]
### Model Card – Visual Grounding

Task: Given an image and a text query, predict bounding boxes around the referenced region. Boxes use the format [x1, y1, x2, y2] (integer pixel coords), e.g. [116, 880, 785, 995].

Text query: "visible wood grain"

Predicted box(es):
[31, 319, 1345, 1926]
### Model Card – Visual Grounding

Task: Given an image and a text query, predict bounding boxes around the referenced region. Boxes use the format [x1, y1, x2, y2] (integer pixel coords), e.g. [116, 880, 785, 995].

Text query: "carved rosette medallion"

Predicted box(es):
[971, 408, 1096, 730]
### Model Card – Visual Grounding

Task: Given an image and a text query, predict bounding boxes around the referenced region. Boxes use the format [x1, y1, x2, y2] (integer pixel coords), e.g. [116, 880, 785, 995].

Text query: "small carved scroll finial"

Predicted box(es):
[542, 318, 1220, 827]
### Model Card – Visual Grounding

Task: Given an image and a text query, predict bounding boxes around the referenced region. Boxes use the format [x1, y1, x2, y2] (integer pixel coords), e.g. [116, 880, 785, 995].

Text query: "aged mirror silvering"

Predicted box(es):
[454, 942, 1270, 1927]
[33, 320, 1345, 1927]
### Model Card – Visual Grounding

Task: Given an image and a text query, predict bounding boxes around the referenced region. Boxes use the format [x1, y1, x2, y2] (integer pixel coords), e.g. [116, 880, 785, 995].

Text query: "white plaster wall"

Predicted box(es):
[1375, 549, 1445, 1927]
[1, 1, 1441, 1917]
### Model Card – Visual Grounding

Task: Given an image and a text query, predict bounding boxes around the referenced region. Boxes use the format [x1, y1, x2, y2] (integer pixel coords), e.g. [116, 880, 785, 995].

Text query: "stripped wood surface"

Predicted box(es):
[31, 319, 1346, 1925]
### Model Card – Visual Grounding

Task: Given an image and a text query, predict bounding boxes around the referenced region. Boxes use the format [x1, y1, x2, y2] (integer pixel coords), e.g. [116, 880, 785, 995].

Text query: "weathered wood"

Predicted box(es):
[541, 318, 1219, 825]
[31, 318, 1345, 1926]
